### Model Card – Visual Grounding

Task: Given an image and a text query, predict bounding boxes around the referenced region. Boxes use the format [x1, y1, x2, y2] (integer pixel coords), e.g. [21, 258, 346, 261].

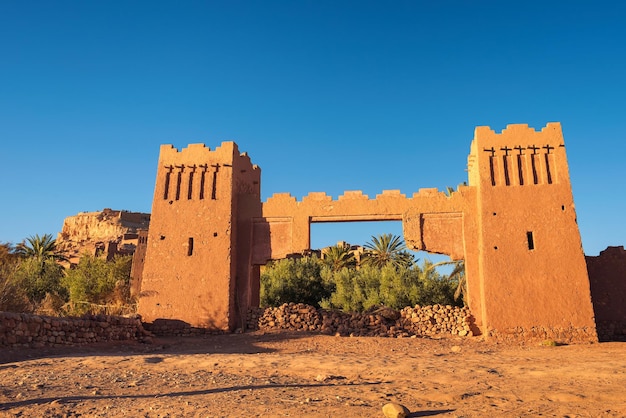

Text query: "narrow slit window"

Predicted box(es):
[502, 154, 510, 186]
[211, 166, 219, 200]
[175, 170, 182, 200]
[527, 231, 535, 250]
[544, 153, 553, 184]
[531, 154, 538, 184]
[517, 154, 524, 185]
[163, 169, 171, 199]
[187, 237, 194, 256]
[188, 171, 194, 200]
[199, 169, 206, 200]
[489, 155, 496, 186]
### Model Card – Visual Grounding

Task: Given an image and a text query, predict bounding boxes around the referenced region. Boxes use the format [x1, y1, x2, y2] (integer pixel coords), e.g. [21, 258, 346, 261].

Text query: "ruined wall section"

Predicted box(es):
[255, 188, 474, 264]
[586, 246, 626, 340]
[138, 142, 260, 330]
[469, 123, 596, 341]
[231, 151, 262, 326]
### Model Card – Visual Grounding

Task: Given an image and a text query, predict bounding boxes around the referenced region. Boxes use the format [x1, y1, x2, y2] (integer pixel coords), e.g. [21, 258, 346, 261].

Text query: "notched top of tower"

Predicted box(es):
[475, 122, 562, 136]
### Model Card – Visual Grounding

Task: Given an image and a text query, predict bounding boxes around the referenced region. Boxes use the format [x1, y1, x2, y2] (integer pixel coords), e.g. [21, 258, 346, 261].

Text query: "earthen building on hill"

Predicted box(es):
[135, 123, 607, 342]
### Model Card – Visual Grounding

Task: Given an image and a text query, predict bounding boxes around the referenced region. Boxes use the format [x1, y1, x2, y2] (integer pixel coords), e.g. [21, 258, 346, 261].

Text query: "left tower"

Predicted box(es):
[138, 142, 262, 331]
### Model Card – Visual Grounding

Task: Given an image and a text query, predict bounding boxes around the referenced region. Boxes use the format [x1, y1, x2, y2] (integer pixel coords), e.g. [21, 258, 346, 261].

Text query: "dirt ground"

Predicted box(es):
[0, 331, 624, 417]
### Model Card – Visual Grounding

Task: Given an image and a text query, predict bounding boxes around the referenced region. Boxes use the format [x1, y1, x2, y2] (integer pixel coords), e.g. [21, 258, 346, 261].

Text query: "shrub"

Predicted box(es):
[260, 256, 333, 308]
[62, 254, 133, 315]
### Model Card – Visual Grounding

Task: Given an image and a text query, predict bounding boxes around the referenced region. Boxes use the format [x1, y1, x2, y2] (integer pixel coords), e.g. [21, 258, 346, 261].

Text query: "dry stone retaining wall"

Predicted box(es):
[247, 303, 475, 338]
[0, 311, 148, 348]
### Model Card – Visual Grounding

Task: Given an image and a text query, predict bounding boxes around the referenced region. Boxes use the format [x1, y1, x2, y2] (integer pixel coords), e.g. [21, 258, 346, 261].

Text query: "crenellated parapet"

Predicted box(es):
[156, 142, 260, 203]
[469, 123, 568, 188]
[257, 186, 476, 262]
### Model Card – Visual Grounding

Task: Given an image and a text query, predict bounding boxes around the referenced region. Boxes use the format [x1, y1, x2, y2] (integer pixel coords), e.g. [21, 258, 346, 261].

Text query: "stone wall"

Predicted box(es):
[587, 246, 626, 341]
[246, 303, 475, 338]
[0, 312, 148, 348]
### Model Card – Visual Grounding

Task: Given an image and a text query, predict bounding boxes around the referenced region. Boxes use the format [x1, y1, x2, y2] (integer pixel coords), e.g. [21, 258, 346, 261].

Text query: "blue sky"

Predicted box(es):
[1, 1, 624, 256]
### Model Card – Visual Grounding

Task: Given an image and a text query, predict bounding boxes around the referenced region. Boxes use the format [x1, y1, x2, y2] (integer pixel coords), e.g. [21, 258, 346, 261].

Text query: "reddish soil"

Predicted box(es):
[0, 331, 624, 417]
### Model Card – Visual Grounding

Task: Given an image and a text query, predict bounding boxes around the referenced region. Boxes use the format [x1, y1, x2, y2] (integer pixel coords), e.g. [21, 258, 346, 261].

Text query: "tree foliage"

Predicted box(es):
[62, 255, 133, 315]
[9, 235, 68, 307]
[261, 234, 463, 312]
[260, 256, 333, 308]
[0, 242, 31, 312]
[0, 234, 135, 316]
[361, 233, 414, 269]
[320, 260, 458, 312]
[15, 234, 68, 263]
[322, 243, 357, 272]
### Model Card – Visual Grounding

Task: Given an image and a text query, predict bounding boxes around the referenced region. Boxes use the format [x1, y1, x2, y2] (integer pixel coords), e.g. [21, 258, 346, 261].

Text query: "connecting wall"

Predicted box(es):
[138, 123, 597, 341]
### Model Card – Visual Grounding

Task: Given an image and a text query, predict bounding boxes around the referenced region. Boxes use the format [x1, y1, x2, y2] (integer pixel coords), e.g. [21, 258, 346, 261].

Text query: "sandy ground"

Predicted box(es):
[0, 331, 624, 417]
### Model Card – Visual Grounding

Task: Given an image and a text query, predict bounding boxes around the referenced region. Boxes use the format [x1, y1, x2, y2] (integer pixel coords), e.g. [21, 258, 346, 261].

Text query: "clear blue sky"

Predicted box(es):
[1, 1, 624, 256]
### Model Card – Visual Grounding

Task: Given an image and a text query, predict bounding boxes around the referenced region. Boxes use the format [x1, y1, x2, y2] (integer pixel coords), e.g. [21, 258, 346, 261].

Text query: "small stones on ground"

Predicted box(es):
[382, 402, 411, 418]
[451, 345, 462, 353]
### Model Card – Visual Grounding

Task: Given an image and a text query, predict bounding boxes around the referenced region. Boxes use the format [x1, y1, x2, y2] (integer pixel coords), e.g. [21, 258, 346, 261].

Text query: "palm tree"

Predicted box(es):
[426, 259, 466, 305]
[15, 234, 68, 270]
[322, 243, 357, 272]
[13, 234, 68, 306]
[361, 233, 414, 269]
[15, 234, 67, 263]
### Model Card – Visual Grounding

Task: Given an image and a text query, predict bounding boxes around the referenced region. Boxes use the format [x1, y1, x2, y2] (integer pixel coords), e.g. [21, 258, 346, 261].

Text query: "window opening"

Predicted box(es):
[187, 168, 195, 200]
[163, 166, 172, 199]
[175, 166, 183, 200]
[211, 164, 220, 200]
[484, 148, 496, 186]
[199, 164, 207, 200]
[501, 146, 511, 186]
[527, 231, 535, 250]
[529, 145, 539, 184]
[188, 237, 194, 256]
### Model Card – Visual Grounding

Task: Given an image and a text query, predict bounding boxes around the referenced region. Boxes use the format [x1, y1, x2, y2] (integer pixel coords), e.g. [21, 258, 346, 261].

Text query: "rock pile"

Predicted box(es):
[247, 303, 474, 338]
[0, 311, 148, 348]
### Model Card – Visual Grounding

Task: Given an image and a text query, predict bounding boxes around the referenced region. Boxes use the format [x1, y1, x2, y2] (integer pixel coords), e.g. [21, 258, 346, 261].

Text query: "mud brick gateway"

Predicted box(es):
[136, 123, 598, 342]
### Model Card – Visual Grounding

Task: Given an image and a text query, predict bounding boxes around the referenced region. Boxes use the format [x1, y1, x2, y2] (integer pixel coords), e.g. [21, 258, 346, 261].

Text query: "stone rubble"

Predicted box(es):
[247, 302, 475, 338]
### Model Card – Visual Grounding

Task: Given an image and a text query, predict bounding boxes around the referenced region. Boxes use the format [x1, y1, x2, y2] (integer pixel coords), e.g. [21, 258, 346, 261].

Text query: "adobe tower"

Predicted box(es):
[138, 143, 261, 330]
[466, 123, 596, 339]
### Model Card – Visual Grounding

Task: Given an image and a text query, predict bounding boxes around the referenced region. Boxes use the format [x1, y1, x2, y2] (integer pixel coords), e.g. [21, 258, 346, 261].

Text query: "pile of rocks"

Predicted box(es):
[398, 304, 473, 336]
[247, 303, 475, 338]
[0, 311, 148, 348]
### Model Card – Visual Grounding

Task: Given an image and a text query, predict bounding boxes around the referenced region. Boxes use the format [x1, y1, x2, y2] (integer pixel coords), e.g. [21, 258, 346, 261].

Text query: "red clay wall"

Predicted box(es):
[468, 124, 597, 342]
[138, 143, 260, 331]
[587, 246, 626, 340]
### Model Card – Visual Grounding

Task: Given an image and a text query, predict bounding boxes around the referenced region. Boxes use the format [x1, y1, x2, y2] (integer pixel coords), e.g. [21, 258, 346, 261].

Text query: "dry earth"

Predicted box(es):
[0, 331, 624, 417]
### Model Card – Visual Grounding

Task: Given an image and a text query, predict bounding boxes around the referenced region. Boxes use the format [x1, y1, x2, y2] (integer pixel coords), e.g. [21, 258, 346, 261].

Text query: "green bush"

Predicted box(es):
[12, 257, 67, 306]
[260, 256, 333, 308]
[260, 252, 461, 312]
[62, 254, 133, 315]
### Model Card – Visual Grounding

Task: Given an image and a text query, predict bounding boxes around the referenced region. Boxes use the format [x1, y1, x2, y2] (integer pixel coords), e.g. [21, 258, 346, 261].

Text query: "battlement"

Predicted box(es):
[155, 142, 260, 203]
[159, 142, 260, 171]
[469, 123, 569, 187]
[474, 122, 562, 137]
[264, 187, 463, 205]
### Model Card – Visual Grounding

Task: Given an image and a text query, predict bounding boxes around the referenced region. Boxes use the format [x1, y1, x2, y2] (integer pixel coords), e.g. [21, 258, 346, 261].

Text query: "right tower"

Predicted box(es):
[467, 123, 597, 341]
